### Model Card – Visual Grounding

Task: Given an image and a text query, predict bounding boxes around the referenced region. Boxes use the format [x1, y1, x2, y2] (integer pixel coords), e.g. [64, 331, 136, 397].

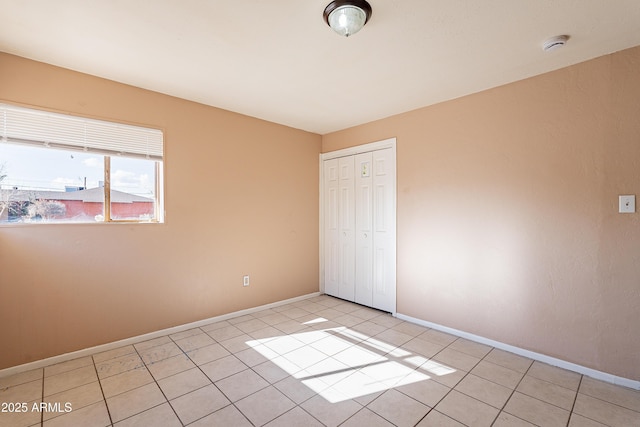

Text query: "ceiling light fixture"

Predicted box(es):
[323, 0, 372, 37]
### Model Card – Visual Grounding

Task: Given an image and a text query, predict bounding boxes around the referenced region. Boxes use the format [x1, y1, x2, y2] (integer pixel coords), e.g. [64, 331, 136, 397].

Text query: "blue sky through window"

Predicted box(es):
[0, 143, 154, 197]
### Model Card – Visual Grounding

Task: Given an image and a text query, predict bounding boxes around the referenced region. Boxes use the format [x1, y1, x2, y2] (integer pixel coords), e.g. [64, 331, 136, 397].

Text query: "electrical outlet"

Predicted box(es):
[243, 275, 250, 287]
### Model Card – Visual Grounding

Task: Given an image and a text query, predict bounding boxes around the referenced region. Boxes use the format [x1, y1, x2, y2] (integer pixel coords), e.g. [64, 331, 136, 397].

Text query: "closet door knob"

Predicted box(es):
[364, 233, 368, 238]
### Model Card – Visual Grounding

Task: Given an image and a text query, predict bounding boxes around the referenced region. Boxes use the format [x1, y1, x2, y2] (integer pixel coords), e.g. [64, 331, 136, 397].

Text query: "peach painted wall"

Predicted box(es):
[0, 53, 321, 369]
[323, 46, 640, 380]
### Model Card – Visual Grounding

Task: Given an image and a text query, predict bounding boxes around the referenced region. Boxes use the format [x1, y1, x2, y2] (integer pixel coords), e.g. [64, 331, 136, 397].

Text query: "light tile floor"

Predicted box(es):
[1, 295, 639, 427]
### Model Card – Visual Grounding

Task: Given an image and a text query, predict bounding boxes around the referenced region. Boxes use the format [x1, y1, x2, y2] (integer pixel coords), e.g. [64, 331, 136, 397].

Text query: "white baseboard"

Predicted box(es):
[0, 292, 321, 379]
[396, 313, 640, 391]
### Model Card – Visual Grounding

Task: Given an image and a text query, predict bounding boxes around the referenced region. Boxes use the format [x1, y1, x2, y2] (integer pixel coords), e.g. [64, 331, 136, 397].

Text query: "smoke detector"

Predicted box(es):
[542, 35, 570, 52]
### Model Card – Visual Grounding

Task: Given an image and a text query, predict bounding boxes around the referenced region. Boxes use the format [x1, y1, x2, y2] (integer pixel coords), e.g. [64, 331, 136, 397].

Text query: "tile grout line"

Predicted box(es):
[239, 331, 323, 425]
[91, 355, 114, 427]
[266, 309, 385, 425]
[566, 374, 583, 427]
[315, 316, 448, 426]
[489, 357, 536, 426]
[579, 386, 640, 415]
[407, 333, 490, 426]
[40, 368, 44, 426]
[307, 309, 418, 426]
[449, 352, 582, 420]
[169, 325, 257, 426]
[571, 386, 640, 427]
[396, 336, 634, 427]
[348, 318, 492, 426]
[298, 300, 372, 425]
[385, 333, 455, 426]
[211, 302, 383, 426]
[154, 329, 207, 426]
[235, 338, 322, 424]
[517, 371, 584, 412]
[276, 404, 325, 427]
[409, 336, 486, 426]
[403, 335, 579, 426]
[234, 309, 333, 425]
[97, 337, 195, 425]
[439, 337, 500, 427]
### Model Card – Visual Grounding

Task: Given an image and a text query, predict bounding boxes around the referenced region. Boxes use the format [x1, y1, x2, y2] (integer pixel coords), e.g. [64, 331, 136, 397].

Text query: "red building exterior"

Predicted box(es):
[0, 187, 154, 222]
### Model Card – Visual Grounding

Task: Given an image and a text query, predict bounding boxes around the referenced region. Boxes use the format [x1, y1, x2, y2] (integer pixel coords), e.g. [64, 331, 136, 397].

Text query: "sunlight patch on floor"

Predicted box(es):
[246, 326, 456, 403]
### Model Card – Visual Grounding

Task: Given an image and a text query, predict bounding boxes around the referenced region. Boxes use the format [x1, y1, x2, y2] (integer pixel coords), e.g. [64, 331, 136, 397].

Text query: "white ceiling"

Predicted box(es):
[1, 1, 639, 134]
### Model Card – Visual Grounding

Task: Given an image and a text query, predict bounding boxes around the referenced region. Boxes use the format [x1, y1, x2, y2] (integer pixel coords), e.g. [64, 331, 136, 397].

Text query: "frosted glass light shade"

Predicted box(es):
[328, 6, 366, 37]
[323, 1, 372, 37]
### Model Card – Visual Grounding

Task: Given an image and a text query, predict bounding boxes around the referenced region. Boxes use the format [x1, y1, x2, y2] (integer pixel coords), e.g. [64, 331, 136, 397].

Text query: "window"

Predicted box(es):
[0, 104, 163, 224]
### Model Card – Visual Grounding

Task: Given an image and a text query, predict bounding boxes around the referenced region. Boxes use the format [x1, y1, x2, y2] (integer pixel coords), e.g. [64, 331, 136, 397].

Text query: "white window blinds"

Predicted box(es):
[0, 104, 163, 160]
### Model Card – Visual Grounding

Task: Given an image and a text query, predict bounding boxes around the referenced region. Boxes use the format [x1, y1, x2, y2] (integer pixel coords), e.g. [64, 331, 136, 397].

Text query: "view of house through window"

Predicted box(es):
[108, 156, 158, 221]
[0, 104, 163, 224]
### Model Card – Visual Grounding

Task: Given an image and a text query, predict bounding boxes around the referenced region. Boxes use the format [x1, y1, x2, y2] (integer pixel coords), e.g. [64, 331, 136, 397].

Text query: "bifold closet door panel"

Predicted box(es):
[323, 158, 340, 297]
[323, 156, 356, 302]
[371, 148, 396, 313]
[337, 156, 355, 302]
[355, 152, 374, 308]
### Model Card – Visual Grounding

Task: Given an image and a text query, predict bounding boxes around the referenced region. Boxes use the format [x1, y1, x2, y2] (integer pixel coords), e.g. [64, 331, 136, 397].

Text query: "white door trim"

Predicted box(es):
[319, 138, 397, 314]
[321, 138, 397, 161]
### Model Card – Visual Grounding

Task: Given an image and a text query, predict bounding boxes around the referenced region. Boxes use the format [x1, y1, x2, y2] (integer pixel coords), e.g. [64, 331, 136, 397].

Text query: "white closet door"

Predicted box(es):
[338, 156, 355, 301]
[323, 141, 396, 313]
[355, 152, 373, 307]
[371, 148, 396, 313]
[323, 158, 339, 297]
